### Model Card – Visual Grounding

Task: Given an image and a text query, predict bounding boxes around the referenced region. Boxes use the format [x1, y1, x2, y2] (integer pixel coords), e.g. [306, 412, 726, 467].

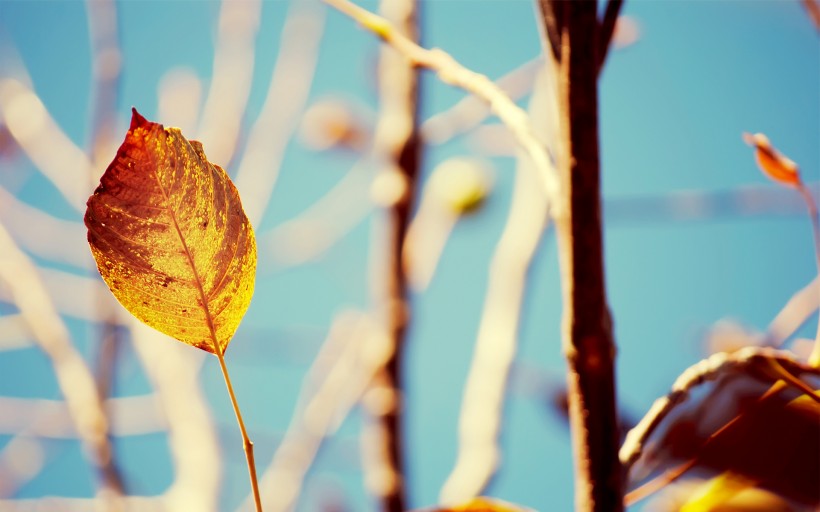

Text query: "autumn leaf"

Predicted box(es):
[423, 497, 533, 512]
[742, 132, 801, 187]
[85, 108, 256, 354]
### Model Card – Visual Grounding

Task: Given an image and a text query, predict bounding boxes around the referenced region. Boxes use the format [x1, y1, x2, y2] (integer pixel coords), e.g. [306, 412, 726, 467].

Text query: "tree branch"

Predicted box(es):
[546, 1, 624, 510]
[597, 0, 624, 74]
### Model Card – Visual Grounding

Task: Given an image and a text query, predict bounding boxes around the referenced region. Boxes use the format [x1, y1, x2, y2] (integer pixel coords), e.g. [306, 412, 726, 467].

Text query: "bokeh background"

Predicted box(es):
[0, 0, 818, 510]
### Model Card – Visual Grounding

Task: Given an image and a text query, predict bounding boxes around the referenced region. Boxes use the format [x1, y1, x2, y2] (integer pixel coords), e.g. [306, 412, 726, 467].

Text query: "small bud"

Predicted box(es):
[428, 158, 493, 215]
[300, 98, 368, 151]
[742, 132, 801, 187]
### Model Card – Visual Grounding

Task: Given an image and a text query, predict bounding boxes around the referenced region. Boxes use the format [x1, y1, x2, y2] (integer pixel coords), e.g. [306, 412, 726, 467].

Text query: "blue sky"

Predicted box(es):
[0, 0, 818, 510]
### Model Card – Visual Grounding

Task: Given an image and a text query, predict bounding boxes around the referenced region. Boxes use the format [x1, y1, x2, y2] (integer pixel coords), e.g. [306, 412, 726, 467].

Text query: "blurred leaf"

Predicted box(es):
[742, 133, 801, 187]
[85, 108, 256, 354]
[423, 497, 533, 512]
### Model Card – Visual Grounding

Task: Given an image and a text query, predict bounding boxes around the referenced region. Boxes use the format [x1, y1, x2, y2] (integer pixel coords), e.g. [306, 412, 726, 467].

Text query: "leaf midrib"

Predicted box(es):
[154, 140, 222, 355]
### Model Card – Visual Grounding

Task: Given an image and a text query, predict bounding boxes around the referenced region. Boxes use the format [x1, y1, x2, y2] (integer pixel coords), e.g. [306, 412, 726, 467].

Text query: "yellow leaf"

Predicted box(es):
[742, 132, 801, 187]
[85, 108, 256, 354]
[426, 497, 533, 512]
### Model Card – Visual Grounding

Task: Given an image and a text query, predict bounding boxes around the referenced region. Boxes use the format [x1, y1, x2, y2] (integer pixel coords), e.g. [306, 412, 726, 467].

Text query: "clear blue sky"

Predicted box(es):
[0, 0, 817, 510]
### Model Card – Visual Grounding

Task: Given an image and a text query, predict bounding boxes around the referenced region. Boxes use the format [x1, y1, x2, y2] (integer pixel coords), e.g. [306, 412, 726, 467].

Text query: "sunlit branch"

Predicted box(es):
[196, 0, 261, 167]
[130, 324, 222, 512]
[0, 185, 90, 269]
[440, 63, 556, 503]
[619, 347, 820, 474]
[85, 0, 122, 180]
[322, 0, 561, 213]
[261, 160, 372, 268]
[0, 78, 91, 212]
[0, 395, 165, 437]
[0, 434, 46, 497]
[233, 4, 326, 226]
[247, 311, 389, 512]
[420, 57, 542, 145]
[0, 497, 165, 512]
[765, 275, 820, 348]
[0, 222, 124, 507]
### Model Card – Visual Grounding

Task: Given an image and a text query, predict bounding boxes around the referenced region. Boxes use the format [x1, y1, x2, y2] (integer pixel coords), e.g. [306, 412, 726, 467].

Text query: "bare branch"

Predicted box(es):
[598, 0, 624, 74]
[0, 222, 125, 507]
[440, 63, 556, 504]
[233, 4, 326, 225]
[322, 0, 561, 212]
[196, 0, 261, 167]
[547, 2, 623, 510]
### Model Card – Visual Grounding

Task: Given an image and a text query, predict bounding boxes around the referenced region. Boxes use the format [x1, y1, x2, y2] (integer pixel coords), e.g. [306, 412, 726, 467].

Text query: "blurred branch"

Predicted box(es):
[322, 0, 561, 212]
[597, 0, 624, 74]
[544, 2, 623, 510]
[0, 222, 125, 508]
[420, 57, 541, 145]
[129, 322, 221, 512]
[765, 275, 820, 347]
[0, 78, 91, 211]
[85, 0, 122, 180]
[249, 311, 389, 512]
[196, 0, 261, 167]
[0, 395, 165, 437]
[261, 160, 372, 268]
[360, 0, 421, 509]
[0, 497, 165, 512]
[0, 185, 90, 269]
[0, 434, 46, 497]
[619, 347, 820, 475]
[605, 182, 817, 223]
[234, 3, 326, 225]
[440, 63, 555, 504]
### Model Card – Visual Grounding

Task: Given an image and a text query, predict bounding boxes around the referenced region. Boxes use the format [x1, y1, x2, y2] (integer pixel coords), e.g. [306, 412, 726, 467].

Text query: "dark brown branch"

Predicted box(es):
[598, 0, 624, 74]
[362, 0, 422, 510]
[547, 1, 624, 510]
[537, 0, 564, 63]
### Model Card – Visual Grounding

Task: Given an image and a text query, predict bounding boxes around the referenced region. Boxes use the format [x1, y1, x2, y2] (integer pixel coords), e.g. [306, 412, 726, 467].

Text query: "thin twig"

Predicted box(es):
[322, 0, 561, 213]
[802, 0, 820, 31]
[597, 0, 624, 74]
[216, 350, 263, 512]
[795, 183, 820, 365]
[420, 57, 542, 145]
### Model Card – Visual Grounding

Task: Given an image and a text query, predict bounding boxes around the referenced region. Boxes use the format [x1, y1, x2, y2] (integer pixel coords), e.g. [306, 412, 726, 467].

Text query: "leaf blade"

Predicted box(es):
[85, 108, 256, 354]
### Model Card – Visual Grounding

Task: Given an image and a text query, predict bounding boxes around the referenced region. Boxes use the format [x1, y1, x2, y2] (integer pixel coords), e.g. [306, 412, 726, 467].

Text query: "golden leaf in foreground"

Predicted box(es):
[85, 108, 256, 354]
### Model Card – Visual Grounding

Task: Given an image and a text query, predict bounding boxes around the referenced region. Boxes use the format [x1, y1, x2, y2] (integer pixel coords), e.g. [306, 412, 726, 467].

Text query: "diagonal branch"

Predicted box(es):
[322, 0, 561, 213]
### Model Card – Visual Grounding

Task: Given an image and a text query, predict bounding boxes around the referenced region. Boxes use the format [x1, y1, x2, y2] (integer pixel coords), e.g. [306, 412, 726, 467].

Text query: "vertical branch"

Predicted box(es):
[86, 1, 127, 500]
[363, 0, 421, 509]
[546, 1, 624, 511]
[597, 0, 624, 74]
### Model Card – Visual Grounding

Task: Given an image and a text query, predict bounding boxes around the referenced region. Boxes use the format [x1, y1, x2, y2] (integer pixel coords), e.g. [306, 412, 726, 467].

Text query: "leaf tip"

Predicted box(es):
[130, 107, 151, 131]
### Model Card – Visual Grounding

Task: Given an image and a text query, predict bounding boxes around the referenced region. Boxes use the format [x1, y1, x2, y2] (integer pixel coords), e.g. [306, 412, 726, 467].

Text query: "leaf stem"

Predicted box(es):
[216, 349, 263, 512]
